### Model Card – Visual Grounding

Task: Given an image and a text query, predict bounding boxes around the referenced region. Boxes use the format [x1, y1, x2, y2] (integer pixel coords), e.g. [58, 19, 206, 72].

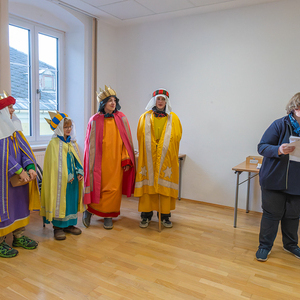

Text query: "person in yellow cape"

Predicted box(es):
[40, 111, 84, 240]
[0, 92, 40, 258]
[135, 88, 182, 228]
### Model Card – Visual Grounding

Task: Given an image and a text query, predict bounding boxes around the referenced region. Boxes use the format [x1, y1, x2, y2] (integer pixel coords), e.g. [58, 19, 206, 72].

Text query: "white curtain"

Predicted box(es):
[0, 0, 11, 94]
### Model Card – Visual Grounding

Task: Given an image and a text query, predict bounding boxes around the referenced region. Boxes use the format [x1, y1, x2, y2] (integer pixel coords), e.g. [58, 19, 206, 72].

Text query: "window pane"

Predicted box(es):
[38, 33, 58, 136]
[9, 25, 31, 136]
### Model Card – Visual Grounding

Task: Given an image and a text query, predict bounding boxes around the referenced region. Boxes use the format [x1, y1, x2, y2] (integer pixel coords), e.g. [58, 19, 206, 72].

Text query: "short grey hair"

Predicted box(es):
[286, 93, 300, 114]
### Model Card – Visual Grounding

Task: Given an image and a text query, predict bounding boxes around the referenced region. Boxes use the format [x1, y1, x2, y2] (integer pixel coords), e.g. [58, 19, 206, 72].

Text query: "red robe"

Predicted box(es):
[83, 112, 135, 216]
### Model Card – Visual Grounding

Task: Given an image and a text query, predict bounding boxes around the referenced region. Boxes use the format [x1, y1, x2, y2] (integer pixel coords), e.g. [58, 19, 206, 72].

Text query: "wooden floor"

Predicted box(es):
[1, 197, 300, 300]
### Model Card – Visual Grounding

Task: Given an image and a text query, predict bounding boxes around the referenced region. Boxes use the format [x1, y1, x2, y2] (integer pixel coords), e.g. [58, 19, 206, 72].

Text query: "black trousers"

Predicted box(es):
[141, 211, 171, 221]
[259, 188, 300, 251]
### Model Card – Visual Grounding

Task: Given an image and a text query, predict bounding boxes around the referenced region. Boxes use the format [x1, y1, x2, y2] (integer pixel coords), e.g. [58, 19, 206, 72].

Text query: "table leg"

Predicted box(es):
[246, 172, 250, 213]
[158, 195, 162, 232]
[178, 158, 183, 200]
[234, 171, 241, 228]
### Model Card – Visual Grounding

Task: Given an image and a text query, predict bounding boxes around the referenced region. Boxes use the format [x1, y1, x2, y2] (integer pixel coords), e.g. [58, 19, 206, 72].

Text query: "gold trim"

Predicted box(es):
[88, 121, 96, 193]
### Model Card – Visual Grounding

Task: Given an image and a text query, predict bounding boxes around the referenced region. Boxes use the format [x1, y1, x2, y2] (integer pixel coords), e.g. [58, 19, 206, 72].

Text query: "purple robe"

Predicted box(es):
[0, 132, 38, 235]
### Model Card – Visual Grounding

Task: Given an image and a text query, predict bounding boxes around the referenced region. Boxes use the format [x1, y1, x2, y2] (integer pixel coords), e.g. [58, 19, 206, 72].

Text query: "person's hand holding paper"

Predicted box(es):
[288, 136, 300, 162]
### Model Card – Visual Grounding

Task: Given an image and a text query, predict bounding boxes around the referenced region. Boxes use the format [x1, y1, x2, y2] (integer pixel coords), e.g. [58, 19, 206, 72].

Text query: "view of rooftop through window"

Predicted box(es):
[9, 25, 31, 135]
[38, 33, 58, 136]
[9, 23, 59, 137]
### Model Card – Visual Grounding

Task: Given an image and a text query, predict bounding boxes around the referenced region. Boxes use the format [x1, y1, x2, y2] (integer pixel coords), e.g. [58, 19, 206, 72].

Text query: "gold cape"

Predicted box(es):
[40, 138, 84, 221]
[134, 111, 182, 198]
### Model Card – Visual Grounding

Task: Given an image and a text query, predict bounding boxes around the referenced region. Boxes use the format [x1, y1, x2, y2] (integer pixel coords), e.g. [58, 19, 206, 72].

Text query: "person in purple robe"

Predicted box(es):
[0, 93, 40, 258]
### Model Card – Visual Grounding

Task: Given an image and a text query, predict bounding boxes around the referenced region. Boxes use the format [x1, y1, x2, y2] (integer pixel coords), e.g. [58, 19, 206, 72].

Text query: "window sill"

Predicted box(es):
[30, 144, 47, 152]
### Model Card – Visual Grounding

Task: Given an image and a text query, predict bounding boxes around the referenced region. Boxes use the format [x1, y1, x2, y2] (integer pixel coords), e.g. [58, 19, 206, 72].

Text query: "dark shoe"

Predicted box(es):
[283, 247, 300, 259]
[103, 218, 113, 229]
[53, 228, 66, 240]
[63, 226, 82, 235]
[12, 236, 38, 249]
[162, 218, 173, 228]
[140, 218, 150, 228]
[256, 248, 271, 261]
[82, 210, 92, 228]
[0, 241, 18, 258]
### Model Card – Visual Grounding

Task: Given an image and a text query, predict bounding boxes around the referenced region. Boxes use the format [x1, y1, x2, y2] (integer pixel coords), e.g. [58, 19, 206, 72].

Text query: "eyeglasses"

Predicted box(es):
[63, 125, 73, 130]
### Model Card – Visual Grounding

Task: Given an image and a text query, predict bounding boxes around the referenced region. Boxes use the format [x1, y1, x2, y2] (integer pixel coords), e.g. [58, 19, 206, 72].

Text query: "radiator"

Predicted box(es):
[34, 151, 45, 169]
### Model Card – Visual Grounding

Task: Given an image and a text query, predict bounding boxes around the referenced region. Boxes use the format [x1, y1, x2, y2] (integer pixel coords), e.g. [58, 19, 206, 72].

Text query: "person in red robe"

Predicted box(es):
[83, 86, 135, 229]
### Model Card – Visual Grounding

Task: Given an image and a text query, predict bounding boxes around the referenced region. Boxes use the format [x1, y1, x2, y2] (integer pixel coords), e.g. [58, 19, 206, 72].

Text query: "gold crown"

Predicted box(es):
[96, 85, 116, 102]
[44, 111, 58, 126]
[0, 90, 9, 100]
[44, 111, 69, 131]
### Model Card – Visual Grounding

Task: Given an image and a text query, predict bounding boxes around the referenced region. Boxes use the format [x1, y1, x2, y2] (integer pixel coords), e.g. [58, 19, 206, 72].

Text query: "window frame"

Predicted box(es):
[9, 16, 65, 145]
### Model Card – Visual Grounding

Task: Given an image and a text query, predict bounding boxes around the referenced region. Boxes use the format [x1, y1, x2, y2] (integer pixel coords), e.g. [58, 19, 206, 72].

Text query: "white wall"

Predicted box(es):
[63, 8, 93, 154]
[114, 0, 300, 212]
[97, 21, 118, 98]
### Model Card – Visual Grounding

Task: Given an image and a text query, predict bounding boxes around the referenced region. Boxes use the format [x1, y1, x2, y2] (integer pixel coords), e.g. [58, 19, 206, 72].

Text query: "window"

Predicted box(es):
[41, 73, 56, 91]
[9, 17, 64, 143]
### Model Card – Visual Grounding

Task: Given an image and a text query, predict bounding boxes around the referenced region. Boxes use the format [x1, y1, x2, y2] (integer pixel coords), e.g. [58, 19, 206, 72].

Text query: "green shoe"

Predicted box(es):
[12, 236, 38, 250]
[0, 241, 19, 258]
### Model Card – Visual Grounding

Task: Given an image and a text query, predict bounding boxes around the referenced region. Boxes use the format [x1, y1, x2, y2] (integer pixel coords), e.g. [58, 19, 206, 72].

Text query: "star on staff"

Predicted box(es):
[140, 166, 147, 177]
[163, 166, 172, 178]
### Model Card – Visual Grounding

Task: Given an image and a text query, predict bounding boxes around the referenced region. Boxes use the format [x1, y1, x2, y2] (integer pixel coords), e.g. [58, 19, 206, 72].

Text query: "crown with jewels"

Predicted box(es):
[96, 85, 117, 103]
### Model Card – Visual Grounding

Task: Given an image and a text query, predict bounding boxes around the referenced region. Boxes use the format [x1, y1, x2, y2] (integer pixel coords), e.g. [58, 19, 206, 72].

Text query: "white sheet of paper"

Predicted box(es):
[289, 136, 300, 162]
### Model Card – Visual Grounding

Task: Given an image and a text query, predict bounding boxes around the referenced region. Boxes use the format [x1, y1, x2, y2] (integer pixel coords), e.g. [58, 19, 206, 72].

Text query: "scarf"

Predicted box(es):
[152, 106, 167, 118]
[104, 113, 114, 118]
[289, 113, 300, 136]
[57, 135, 71, 143]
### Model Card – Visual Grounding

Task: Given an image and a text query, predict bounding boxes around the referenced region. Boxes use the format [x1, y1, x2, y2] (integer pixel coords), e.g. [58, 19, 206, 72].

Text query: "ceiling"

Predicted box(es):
[49, 0, 283, 25]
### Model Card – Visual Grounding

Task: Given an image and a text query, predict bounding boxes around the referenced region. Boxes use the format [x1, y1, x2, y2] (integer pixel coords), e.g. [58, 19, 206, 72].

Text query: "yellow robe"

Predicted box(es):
[134, 111, 182, 213]
[40, 138, 84, 221]
[88, 117, 130, 217]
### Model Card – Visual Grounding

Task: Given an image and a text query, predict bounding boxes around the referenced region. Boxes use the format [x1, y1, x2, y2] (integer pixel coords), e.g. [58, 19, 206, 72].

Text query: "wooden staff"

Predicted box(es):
[158, 194, 161, 232]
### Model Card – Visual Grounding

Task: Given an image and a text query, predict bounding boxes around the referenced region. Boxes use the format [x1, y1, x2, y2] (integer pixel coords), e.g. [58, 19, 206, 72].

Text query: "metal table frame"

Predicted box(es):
[232, 161, 260, 228]
[178, 154, 186, 200]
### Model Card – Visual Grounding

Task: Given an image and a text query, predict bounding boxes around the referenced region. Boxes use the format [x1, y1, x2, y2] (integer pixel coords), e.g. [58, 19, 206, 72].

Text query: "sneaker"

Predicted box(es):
[0, 241, 18, 258]
[162, 218, 173, 228]
[139, 218, 150, 228]
[103, 218, 113, 229]
[53, 228, 66, 241]
[82, 210, 92, 228]
[12, 236, 38, 249]
[63, 226, 82, 235]
[256, 248, 271, 261]
[283, 247, 300, 259]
